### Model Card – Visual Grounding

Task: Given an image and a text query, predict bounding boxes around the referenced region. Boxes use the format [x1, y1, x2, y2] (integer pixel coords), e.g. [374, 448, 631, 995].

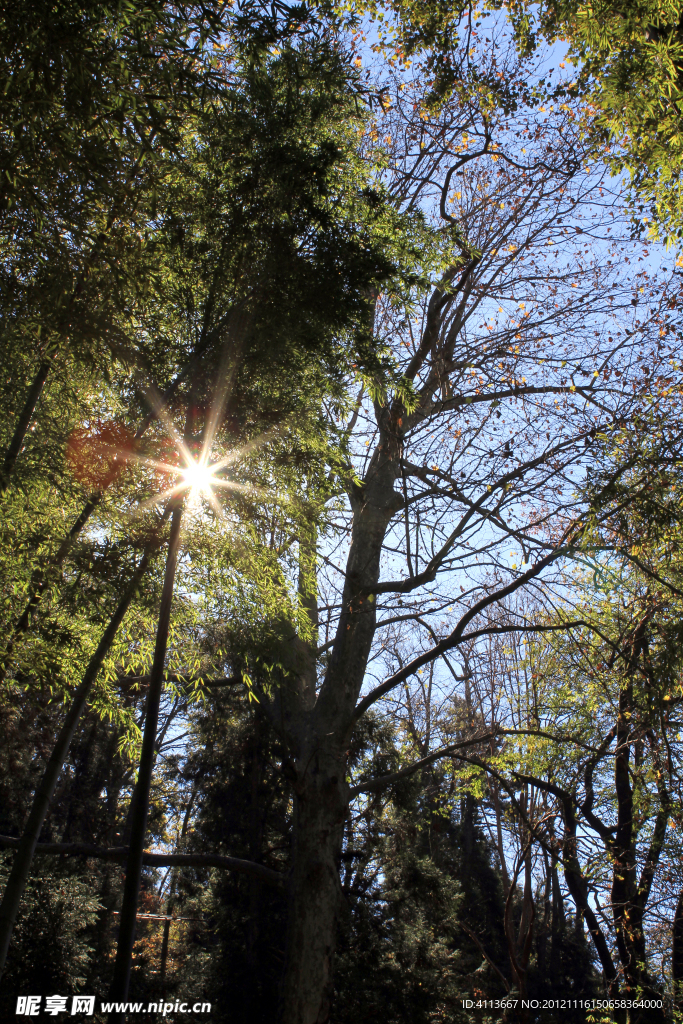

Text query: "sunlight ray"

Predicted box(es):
[209, 426, 281, 473]
[136, 483, 190, 511]
[200, 366, 234, 466]
[206, 488, 226, 520]
[125, 454, 182, 476]
[210, 477, 269, 500]
[142, 382, 194, 466]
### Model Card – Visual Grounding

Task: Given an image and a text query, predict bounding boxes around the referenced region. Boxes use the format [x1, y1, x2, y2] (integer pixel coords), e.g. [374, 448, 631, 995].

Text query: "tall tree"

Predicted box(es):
[162, 34, 679, 1017]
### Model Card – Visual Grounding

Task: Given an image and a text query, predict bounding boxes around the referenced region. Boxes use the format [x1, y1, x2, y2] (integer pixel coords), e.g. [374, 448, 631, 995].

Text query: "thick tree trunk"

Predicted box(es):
[0, 545, 155, 977]
[273, 422, 402, 1023]
[279, 750, 347, 1024]
[108, 501, 183, 1021]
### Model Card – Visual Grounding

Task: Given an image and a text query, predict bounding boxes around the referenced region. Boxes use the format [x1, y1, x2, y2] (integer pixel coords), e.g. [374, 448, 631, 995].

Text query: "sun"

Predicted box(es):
[126, 382, 274, 518]
[182, 460, 215, 493]
[181, 459, 218, 504]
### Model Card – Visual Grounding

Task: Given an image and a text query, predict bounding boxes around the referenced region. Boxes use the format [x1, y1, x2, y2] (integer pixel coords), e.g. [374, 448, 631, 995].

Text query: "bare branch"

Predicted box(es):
[349, 731, 498, 797]
[352, 540, 572, 723]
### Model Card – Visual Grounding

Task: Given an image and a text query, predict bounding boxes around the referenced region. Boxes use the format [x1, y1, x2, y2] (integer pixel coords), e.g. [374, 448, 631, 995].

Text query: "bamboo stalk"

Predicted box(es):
[108, 500, 184, 1019]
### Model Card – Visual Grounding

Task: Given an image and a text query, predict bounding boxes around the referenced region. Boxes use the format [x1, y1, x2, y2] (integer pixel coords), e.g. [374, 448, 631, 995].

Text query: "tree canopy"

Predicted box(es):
[1, 3, 683, 1023]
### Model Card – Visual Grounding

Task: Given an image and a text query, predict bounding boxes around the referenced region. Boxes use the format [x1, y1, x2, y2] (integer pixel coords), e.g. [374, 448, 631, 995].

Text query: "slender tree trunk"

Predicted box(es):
[160, 778, 201, 1000]
[58, 718, 100, 843]
[674, 889, 683, 1010]
[159, 915, 172, 1001]
[549, 855, 564, 980]
[0, 544, 156, 977]
[502, 845, 533, 1023]
[611, 680, 655, 1014]
[243, 714, 266, 1019]
[0, 361, 50, 492]
[537, 851, 551, 983]
[108, 501, 184, 1021]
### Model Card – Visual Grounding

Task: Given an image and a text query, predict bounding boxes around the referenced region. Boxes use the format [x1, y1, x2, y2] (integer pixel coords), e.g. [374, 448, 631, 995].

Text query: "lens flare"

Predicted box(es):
[179, 457, 224, 515]
[182, 460, 216, 495]
[113, 374, 280, 520]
